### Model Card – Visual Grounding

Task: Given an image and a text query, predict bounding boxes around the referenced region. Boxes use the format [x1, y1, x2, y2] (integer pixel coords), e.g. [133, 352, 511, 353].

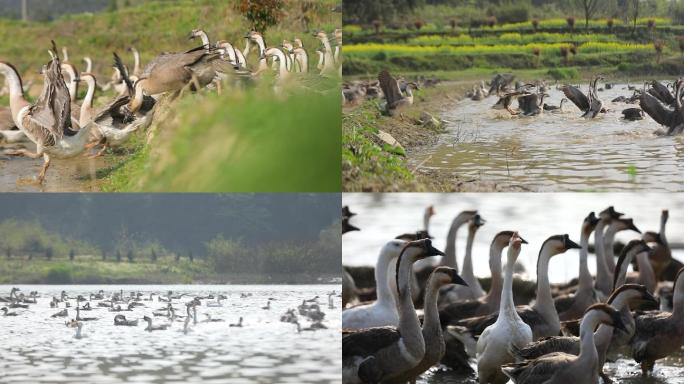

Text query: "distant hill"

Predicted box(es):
[0, 0, 111, 21]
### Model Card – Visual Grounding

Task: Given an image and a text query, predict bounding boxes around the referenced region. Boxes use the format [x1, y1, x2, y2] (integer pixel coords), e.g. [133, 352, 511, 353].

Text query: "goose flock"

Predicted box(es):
[0, 27, 342, 184]
[342, 205, 684, 383]
[0, 287, 337, 338]
[346, 69, 684, 137]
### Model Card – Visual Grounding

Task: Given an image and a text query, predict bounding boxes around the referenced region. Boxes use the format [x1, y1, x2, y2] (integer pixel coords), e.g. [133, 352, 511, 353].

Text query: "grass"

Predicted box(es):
[101, 81, 341, 192]
[407, 32, 620, 46]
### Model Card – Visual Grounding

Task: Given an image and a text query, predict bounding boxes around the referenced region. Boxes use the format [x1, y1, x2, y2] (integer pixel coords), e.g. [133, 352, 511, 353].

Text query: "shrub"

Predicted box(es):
[547, 68, 579, 80]
[46, 265, 72, 284]
[567, 16, 575, 31]
[233, 0, 284, 33]
[532, 18, 539, 32]
[492, 3, 529, 24]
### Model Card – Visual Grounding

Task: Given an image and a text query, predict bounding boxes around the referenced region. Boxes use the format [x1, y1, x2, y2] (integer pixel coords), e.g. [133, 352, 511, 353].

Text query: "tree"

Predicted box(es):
[629, 0, 641, 34]
[127, 250, 134, 263]
[116, 250, 122, 263]
[69, 249, 75, 261]
[574, 0, 601, 30]
[45, 247, 53, 261]
[151, 249, 157, 262]
[234, 0, 284, 34]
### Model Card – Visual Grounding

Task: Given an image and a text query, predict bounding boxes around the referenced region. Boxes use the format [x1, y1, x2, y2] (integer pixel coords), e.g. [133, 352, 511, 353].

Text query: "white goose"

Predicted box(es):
[477, 232, 533, 384]
[342, 240, 405, 329]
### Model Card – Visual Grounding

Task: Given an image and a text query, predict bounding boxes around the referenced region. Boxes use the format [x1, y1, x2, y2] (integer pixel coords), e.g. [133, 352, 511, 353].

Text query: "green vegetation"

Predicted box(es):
[0, 0, 340, 192]
[0, 217, 341, 284]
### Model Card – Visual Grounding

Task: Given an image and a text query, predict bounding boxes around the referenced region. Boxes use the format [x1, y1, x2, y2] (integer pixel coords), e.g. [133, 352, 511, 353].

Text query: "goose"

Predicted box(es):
[477, 232, 533, 384]
[293, 47, 309, 73]
[440, 231, 525, 323]
[501, 303, 626, 384]
[630, 267, 684, 376]
[315, 49, 324, 72]
[642, 210, 671, 280]
[594, 206, 624, 297]
[75, 306, 97, 321]
[60, 62, 80, 103]
[262, 300, 272, 310]
[189, 28, 212, 49]
[0, 288, 20, 302]
[640, 79, 684, 135]
[207, 295, 225, 307]
[82, 57, 92, 74]
[515, 285, 657, 376]
[454, 234, 581, 340]
[229, 317, 243, 327]
[614, 240, 656, 293]
[562, 76, 605, 118]
[622, 107, 644, 120]
[281, 41, 295, 71]
[342, 239, 447, 384]
[1, 307, 17, 316]
[554, 212, 600, 321]
[128, 47, 142, 77]
[68, 321, 84, 339]
[458, 214, 486, 298]
[342, 217, 360, 234]
[342, 240, 407, 330]
[378, 266, 467, 383]
[517, 91, 548, 116]
[328, 293, 336, 309]
[647, 80, 676, 106]
[543, 98, 567, 112]
[603, 217, 641, 274]
[114, 314, 138, 326]
[51, 308, 68, 318]
[143, 315, 169, 331]
[244, 31, 270, 73]
[203, 313, 224, 322]
[488, 73, 515, 96]
[0, 46, 93, 183]
[334, 29, 342, 65]
[314, 31, 336, 77]
[378, 70, 417, 117]
[78, 73, 97, 127]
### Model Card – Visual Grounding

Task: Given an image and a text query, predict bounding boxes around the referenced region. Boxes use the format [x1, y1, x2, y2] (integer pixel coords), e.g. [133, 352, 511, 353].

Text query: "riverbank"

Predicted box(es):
[0, 258, 339, 285]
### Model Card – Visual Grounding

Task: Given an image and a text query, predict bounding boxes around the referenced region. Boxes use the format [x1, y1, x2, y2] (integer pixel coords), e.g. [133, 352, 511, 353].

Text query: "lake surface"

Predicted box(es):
[0, 284, 341, 384]
[412, 82, 684, 192]
[342, 193, 684, 382]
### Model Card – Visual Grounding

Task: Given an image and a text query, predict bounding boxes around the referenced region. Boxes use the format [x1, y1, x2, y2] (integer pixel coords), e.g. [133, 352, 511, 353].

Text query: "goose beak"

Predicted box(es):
[346, 223, 360, 232]
[519, 236, 529, 244]
[565, 237, 581, 250]
[640, 290, 659, 308]
[611, 311, 627, 332]
[448, 269, 468, 287]
[244, 32, 251, 38]
[629, 223, 641, 234]
[187, 32, 195, 40]
[423, 239, 445, 256]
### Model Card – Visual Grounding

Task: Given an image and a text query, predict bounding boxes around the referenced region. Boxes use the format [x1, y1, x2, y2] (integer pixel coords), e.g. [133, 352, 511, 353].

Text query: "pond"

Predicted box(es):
[412, 82, 684, 192]
[0, 284, 341, 384]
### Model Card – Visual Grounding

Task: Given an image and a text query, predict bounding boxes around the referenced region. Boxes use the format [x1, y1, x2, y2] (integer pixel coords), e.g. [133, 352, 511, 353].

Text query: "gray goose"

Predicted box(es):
[0, 43, 93, 183]
[378, 70, 417, 117]
[502, 303, 626, 384]
[562, 76, 605, 118]
[640, 79, 684, 135]
[630, 267, 684, 376]
[342, 239, 448, 384]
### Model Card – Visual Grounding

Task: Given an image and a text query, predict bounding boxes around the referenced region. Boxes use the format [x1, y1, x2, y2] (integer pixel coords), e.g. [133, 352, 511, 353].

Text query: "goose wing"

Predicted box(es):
[631, 311, 671, 362]
[553, 294, 575, 314]
[378, 70, 404, 106]
[439, 299, 484, 325]
[25, 58, 74, 145]
[648, 81, 675, 105]
[502, 352, 574, 383]
[342, 326, 401, 357]
[488, 73, 514, 95]
[562, 85, 590, 112]
[640, 92, 675, 127]
[510, 336, 580, 360]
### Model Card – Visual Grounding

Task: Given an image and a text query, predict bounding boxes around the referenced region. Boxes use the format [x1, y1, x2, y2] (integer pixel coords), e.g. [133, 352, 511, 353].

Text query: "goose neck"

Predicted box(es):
[486, 241, 505, 304]
[442, 215, 469, 269]
[673, 276, 684, 319]
[461, 226, 478, 285]
[578, 228, 593, 291]
[130, 81, 145, 113]
[374, 248, 397, 308]
[660, 214, 668, 245]
[0, 63, 29, 116]
[594, 220, 612, 295]
[603, 224, 618, 271]
[577, 311, 600, 364]
[499, 250, 519, 319]
[533, 244, 556, 319]
[396, 251, 425, 357]
[635, 252, 656, 293]
[422, 274, 445, 341]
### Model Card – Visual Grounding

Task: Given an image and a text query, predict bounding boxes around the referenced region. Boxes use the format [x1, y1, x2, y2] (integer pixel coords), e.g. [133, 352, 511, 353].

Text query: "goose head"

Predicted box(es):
[614, 239, 652, 289]
[342, 206, 356, 218]
[599, 206, 624, 222]
[342, 217, 360, 233]
[611, 217, 641, 234]
[294, 38, 304, 49]
[334, 29, 342, 45]
[188, 28, 204, 40]
[492, 230, 528, 249]
[80, 73, 96, 89]
[400, 238, 445, 261]
[468, 214, 486, 231]
[583, 303, 627, 332]
[432, 266, 468, 287]
[642, 231, 664, 245]
[541, 234, 581, 257]
[608, 284, 658, 311]
[582, 212, 600, 236]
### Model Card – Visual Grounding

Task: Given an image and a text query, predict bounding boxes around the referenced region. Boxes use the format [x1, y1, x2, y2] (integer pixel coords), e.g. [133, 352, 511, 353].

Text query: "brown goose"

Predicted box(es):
[554, 212, 600, 321]
[614, 240, 656, 293]
[502, 303, 626, 384]
[453, 235, 581, 340]
[640, 79, 684, 135]
[630, 267, 684, 376]
[562, 76, 605, 118]
[378, 70, 417, 117]
[513, 284, 656, 383]
[0, 43, 93, 183]
[383, 267, 467, 383]
[342, 239, 448, 383]
[642, 210, 671, 280]
[594, 206, 624, 297]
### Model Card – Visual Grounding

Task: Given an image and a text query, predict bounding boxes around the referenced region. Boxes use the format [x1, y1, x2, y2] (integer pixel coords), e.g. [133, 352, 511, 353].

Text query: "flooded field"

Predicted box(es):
[413, 82, 684, 192]
[0, 284, 341, 384]
[342, 193, 684, 383]
[0, 144, 111, 192]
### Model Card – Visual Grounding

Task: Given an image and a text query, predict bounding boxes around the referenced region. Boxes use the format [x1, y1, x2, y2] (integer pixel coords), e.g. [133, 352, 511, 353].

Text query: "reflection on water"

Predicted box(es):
[0, 285, 341, 383]
[413, 83, 684, 191]
[342, 194, 684, 382]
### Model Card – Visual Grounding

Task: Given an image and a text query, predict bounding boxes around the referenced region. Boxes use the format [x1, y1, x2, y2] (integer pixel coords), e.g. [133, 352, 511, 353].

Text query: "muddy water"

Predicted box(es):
[0, 143, 112, 192]
[0, 284, 341, 383]
[413, 83, 684, 192]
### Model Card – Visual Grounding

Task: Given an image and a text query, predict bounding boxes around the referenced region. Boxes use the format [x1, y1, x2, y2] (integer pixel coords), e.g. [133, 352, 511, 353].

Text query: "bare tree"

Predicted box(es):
[574, 0, 601, 30]
[630, 0, 641, 34]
